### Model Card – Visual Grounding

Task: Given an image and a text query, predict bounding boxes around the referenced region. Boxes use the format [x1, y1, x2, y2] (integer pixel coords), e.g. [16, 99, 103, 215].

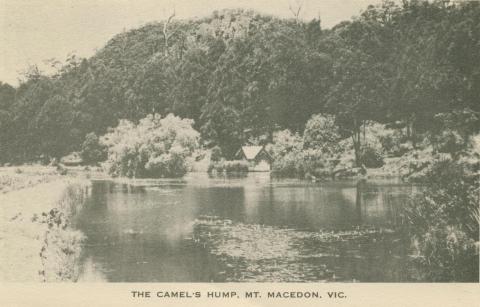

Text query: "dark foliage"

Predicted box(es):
[0, 2, 478, 165]
[401, 160, 479, 281]
[80, 133, 107, 165]
[360, 146, 384, 168]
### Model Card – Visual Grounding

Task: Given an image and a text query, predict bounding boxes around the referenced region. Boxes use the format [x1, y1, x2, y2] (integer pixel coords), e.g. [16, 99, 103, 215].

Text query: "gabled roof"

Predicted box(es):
[240, 146, 264, 160]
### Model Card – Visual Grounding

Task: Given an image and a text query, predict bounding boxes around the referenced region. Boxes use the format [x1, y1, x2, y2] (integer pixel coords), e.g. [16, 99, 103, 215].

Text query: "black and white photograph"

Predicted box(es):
[0, 0, 479, 287]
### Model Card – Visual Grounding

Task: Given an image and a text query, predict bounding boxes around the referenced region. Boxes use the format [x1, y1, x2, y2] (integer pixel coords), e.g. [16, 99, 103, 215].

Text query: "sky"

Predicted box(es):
[0, 0, 382, 85]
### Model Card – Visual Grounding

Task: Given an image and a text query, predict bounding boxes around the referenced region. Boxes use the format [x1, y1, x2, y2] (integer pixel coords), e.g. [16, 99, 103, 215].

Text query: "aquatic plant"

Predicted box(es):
[192, 216, 402, 282]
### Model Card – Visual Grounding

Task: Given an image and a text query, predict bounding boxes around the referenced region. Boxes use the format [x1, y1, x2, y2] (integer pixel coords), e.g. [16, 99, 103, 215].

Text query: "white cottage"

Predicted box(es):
[234, 145, 272, 172]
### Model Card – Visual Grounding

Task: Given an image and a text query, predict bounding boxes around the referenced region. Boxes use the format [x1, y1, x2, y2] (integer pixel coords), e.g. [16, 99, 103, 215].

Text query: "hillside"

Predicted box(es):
[0, 1, 479, 162]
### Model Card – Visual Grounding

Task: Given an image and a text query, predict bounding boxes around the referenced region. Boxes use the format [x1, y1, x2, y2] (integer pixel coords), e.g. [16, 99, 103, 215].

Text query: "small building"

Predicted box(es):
[235, 145, 272, 172]
[60, 152, 83, 166]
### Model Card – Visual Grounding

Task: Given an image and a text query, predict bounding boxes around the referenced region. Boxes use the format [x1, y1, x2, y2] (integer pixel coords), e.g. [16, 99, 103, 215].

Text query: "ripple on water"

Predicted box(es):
[191, 216, 401, 282]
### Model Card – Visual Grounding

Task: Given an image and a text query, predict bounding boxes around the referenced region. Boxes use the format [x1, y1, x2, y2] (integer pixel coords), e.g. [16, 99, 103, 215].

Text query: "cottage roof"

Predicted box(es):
[241, 146, 264, 160]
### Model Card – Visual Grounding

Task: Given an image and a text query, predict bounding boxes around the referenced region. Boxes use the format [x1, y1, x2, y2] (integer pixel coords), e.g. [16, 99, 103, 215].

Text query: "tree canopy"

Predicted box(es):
[0, 1, 479, 163]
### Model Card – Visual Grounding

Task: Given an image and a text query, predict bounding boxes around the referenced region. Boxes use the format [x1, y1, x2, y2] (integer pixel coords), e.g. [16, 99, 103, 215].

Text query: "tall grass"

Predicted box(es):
[38, 181, 90, 282]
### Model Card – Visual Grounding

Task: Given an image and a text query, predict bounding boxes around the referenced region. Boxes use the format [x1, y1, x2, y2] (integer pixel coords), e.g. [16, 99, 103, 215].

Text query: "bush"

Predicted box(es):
[101, 114, 199, 178]
[430, 109, 480, 157]
[269, 127, 343, 178]
[303, 114, 341, 154]
[378, 129, 410, 157]
[359, 146, 384, 168]
[268, 129, 303, 159]
[272, 151, 305, 177]
[144, 147, 190, 177]
[434, 130, 465, 157]
[56, 164, 68, 176]
[80, 132, 107, 165]
[208, 160, 249, 173]
[269, 130, 306, 177]
[210, 146, 223, 162]
[401, 160, 479, 281]
[224, 160, 249, 172]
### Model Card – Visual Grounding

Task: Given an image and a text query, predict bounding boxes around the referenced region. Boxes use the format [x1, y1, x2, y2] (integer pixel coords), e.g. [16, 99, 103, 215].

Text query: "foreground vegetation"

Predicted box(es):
[0, 167, 90, 281]
[401, 159, 479, 281]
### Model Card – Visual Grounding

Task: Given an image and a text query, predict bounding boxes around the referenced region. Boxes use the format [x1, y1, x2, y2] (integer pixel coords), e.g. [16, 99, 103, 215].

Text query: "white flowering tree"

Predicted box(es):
[101, 114, 199, 178]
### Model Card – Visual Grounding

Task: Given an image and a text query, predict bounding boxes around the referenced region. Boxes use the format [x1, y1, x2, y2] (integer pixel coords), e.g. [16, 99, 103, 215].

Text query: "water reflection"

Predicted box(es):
[74, 173, 419, 282]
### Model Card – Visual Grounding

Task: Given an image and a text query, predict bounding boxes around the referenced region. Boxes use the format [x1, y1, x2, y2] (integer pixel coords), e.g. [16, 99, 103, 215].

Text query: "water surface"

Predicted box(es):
[74, 173, 420, 282]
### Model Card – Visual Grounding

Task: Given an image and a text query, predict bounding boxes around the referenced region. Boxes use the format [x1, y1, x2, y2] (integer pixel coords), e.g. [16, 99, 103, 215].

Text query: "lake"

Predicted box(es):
[73, 173, 422, 282]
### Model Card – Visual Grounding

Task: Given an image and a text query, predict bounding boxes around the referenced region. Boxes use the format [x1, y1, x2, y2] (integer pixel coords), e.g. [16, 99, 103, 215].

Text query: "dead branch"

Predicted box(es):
[288, 0, 304, 22]
[163, 8, 176, 56]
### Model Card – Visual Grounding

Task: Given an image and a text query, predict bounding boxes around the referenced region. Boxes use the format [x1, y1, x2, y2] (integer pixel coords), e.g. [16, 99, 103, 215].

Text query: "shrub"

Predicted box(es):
[430, 109, 480, 157]
[208, 160, 249, 173]
[101, 114, 199, 178]
[272, 151, 304, 177]
[434, 130, 465, 157]
[224, 160, 249, 172]
[269, 126, 343, 178]
[401, 160, 479, 281]
[56, 164, 68, 175]
[268, 129, 303, 159]
[303, 114, 341, 154]
[378, 129, 410, 156]
[80, 133, 107, 165]
[269, 130, 305, 177]
[210, 146, 223, 162]
[359, 146, 384, 168]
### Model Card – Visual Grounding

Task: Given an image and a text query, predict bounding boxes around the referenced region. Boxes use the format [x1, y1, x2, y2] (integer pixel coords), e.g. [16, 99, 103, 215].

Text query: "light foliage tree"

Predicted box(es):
[101, 114, 199, 178]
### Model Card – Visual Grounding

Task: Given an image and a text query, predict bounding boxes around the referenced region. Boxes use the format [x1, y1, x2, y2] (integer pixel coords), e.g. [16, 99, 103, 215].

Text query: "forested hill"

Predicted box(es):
[0, 1, 479, 162]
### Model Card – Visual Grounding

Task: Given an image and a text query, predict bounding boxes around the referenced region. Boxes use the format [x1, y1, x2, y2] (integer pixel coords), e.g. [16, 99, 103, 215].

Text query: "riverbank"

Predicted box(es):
[0, 167, 90, 281]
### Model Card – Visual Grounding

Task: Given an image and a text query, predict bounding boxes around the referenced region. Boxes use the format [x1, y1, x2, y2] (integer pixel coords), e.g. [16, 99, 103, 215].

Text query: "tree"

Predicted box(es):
[430, 109, 480, 158]
[326, 46, 387, 165]
[35, 95, 75, 159]
[0, 82, 15, 110]
[162, 8, 176, 56]
[80, 132, 107, 165]
[4, 4, 480, 166]
[268, 129, 306, 177]
[288, 0, 305, 22]
[101, 113, 199, 178]
[11, 77, 56, 161]
[325, 12, 391, 165]
[210, 145, 223, 162]
[0, 82, 16, 162]
[303, 114, 341, 155]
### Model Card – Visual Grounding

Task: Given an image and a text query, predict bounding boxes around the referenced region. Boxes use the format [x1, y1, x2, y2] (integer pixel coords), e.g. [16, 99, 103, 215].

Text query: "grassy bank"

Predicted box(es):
[0, 166, 62, 193]
[0, 167, 90, 282]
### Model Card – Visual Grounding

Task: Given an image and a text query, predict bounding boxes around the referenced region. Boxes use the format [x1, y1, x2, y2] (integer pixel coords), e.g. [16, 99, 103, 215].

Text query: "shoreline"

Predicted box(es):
[0, 168, 90, 282]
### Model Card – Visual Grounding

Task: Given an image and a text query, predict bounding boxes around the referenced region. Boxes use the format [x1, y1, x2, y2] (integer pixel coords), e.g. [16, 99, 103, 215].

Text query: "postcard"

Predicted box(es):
[1, 0, 479, 306]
